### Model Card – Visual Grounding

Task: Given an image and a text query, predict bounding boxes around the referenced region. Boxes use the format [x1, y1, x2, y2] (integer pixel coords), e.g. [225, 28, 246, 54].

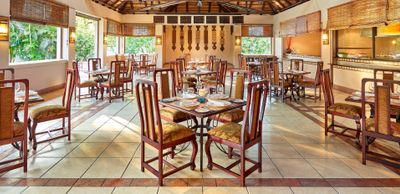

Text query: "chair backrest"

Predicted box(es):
[373, 69, 400, 92]
[314, 62, 323, 85]
[241, 80, 269, 145]
[152, 53, 158, 64]
[135, 79, 163, 144]
[63, 69, 75, 110]
[240, 55, 247, 70]
[0, 68, 15, 87]
[153, 68, 176, 99]
[362, 78, 400, 136]
[229, 69, 252, 99]
[270, 61, 283, 86]
[88, 58, 102, 71]
[320, 69, 334, 108]
[170, 61, 184, 89]
[176, 57, 187, 70]
[261, 59, 270, 80]
[0, 79, 29, 141]
[110, 61, 124, 86]
[72, 61, 81, 84]
[140, 54, 148, 67]
[290, 59, 304, 71]
[217, 60, 228, 85]
[124, 61, 134, 80]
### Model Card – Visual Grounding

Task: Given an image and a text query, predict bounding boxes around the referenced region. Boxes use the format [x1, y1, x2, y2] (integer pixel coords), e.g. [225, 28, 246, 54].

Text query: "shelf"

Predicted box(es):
[337, 47, 372, 49]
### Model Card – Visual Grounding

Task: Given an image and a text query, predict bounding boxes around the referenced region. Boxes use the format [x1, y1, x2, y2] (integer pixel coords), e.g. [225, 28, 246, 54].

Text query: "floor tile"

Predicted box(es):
[158, 187, 202, 194]
[341, 159, 400, 178]
[22, 186, 70, 194]
[122, 158, 157, 178]
[203, 187, 248, 194]
[84, 131, 120, 143]
[291, 187, 338, 194]
[83, 158, 131, 178]
[377, 187, 400, 194]
[67, 143, 110, 158]
[67, 187, 114, 194]
[247, 187, 293, 194]
[263, 144, 302, 159]
[34, 142, 80, 158]
[0, 186, 27, 194]
[334, 187, 382, 194]
[272, 159, 321, 178]
[100, 143, 139, 158]
[292, 144, 335, 159]
[112, 187, 158, 194]
[306, 159, 360, 178]
[43, 158, 96, 178]
[3, 158, 61, 178]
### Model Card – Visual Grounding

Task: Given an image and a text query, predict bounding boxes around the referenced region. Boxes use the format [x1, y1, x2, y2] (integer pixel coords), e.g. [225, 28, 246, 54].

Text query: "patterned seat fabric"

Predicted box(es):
[299, 80, 315, 87]
[13, 122, 25, 137]
[208, 122, 248, 144]
[160, 107, 189, 122]
[156, 122, 195, 144]
[209, 108, 244, 123]
[183, 77, 197, 83]
[327, 103, 361, 118]
[200, 75, 216, 82]
[31, 105, 68, 120]
[365, 118, 400, 137]
[79, 80, 97, 87]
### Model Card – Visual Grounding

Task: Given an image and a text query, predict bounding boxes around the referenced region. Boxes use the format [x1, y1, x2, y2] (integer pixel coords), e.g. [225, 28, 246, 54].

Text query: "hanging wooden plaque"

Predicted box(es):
[180, 25, 184, 52]
[195, 26, 200, 51]
[220, 26, 225, 51]
[188, 26, 192, 51]
[211, 26, 217, 50]
[172, 25, 177, 50]
[204, 26, 208, 50]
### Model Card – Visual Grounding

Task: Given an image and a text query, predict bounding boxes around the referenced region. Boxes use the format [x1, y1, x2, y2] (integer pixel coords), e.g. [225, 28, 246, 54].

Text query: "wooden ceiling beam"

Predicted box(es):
[136, 0, 186, 11]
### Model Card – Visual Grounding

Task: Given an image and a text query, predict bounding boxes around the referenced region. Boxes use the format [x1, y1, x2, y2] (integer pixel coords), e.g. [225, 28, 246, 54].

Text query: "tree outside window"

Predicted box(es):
[106, 36, 119, 55]
[75, 16, 98, 62]
[241, 37, 272, 55]
[9, 21, 58, 63]
[125, 37, 155, 54]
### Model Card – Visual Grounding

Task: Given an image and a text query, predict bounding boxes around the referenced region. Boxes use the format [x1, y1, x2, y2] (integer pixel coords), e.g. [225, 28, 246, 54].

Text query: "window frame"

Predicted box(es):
[123, 36, 156, 54]
[75, 13, 100, 62]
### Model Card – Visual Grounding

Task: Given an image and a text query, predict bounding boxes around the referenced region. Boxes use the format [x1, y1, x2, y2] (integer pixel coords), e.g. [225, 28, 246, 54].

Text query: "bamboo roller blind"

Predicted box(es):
[122, 23, 155, 36]
[327, 0, 397, 30]
[10, 0, 69, 28]
[280, 11, 321, 37]
[106, 19, 122, 36]
[242, 25, 273, 37]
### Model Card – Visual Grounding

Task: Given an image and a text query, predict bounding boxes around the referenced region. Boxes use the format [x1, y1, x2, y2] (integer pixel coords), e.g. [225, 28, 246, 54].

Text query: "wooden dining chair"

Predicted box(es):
[0, 79, 29, 173]
[298, 62, 323, 102]
[320, 69, 362, 141]
[137, 54, 149, 75]
[100, 61, 125, 103]
[269, 61, 290, 101]
[373, 69, 400, 92]
[29, 69, 75, 150]
[205, 60, 228, 93]
[290, 59, 304, 71]
[135, 79, 198, 186]
[87, 58, 105, 83]
[122, 61, 134, 94]
[361, 78, 400, 168]
[206, 80, 269, 186]
[147, 53, 158, 72]
[72, 62, 98, 102]
[0, 68, 15, 83]
[170, 60, 196, 92]
[207, 69, 252, 124]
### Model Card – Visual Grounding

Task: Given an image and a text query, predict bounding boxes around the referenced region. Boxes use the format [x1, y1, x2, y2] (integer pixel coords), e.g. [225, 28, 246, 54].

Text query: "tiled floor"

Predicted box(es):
[0, 77, 399, 193]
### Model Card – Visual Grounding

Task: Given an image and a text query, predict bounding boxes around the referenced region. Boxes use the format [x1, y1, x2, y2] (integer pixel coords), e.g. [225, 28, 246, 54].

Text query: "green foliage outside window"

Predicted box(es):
[75, 16, 97, 62]
[106, 36, 118, 55]
[10, 21, 57, 63]
[241, 37, 272, 55]
[125, 37, 155, 54]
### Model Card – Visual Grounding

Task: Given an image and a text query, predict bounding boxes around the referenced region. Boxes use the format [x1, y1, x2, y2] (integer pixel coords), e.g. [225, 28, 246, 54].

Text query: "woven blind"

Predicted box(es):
[327, 2, 352, 30]
[351, 0, 387, 28]
[296, 16, 307, 35]
[106, 19, 122, 36]
[388, 0, 400, 22]
[242, 25, 273, 37]
[280, 19, 296, 37]
[10, 0, 69, 28]
[122, 23, 155, 36]
[307, 11, 321, 32]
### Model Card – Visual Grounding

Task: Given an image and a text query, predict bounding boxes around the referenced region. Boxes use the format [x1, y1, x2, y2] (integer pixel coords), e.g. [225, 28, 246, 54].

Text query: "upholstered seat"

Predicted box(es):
[208, 122, 247, 144]
[365, 118, 400, 137]
[31, 105, 68, 121]
[201, 75, 216, 82]
[157, 122, 195, 144]
[160, 107, 189, 122]
[78, 80, 97, 87]
[327, 103, 361, 118]
[101, 81, 123, 88]
[183, 81, 196, 87]
[13, 122, 25, 137]
[299, 80, 315, 87]
[209, 108, 244, 123]
[183, 77, 197, 83]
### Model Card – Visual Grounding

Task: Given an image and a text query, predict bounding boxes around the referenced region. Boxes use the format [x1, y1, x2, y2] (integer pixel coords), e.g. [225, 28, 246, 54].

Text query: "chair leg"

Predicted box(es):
[171, 146, 175, 159]
[227, 147, 233, 159]
[158, 149, 164, 186]
[62, 118, 65, 134]
[122, 86, 124, 101]
[362, 133, 367, 165]
[23, 139, 27, 172]
[108, 87, 112, 103]
[31, 121, 38, 150]
[28, 118, 32, 141]
[240, 149, 246, 186]
[324, 113, 328, 136]
[258, 142, 262, 173]
[314, 88, 317, 102]
[190, 139, 198, 170]
[100, 87, 104, 100]
[141, 141, 145, 172]
[78, 88, 81, 102]
[68, 115, 71, 141]
[131, 81, 134, 94]
[205, 137, 213, 170]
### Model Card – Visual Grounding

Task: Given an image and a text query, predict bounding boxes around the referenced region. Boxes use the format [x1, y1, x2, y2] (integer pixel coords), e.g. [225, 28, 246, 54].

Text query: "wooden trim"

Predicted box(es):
[36, 83, 65, 95]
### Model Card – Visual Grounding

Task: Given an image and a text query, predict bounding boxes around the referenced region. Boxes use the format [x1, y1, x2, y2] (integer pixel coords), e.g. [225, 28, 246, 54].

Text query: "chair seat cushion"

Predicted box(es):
[31, 105, 68, 120]
[208, 122, 247, 144]
[14, 122, 25, 137]
[201, 76, 216, 82]
[157, 122, 195, 144]
[183, 81, 196, 87]
[79, 80, 97, 87]
[327, 103, 361, 118]
[183, 77, 197, 83]
[91, 77, 107, 83]
[209, 108, 244, 123]
[101, 82, 123, 88]
[160, 107, 189, 122]
[365, 118, 400, 137]
[299, 80, 315, 87]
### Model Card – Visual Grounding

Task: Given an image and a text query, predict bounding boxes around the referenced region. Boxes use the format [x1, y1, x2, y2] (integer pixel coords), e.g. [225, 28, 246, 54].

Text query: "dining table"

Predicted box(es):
[15, 90, 44, 121]
[281, 70, 311, 101]
[345, 91, 400, 117]
[182, 70, 216, 87]
[159, 97, 246, 171]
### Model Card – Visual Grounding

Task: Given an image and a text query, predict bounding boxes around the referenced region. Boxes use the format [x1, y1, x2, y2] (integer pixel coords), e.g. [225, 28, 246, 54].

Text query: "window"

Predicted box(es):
[337, 28, 372, 59]
[9, 21, 59, 63]
[375, 23, 400, 60]
[125, 37, 155, 54]
[75, 15, 99, 62]
[106, 36, 119, 55]
[241, 37, 272, 55]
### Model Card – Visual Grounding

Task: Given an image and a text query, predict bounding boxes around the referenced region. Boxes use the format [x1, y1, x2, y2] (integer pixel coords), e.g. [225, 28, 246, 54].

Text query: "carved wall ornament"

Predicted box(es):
[204, 26, 208, 50]
[180, 25, 184, 52]
[212, 25, 217, 50]
[172, 25, 176, 50]
[195, 26, 200, 51]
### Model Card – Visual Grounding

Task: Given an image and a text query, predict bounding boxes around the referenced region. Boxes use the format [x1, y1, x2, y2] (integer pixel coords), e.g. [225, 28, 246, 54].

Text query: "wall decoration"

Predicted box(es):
[195, 26, 200, 51]
[194, 16, 204, 24]
[206, 16, 217, 24]
[172, 25, 177, 50]
[167, 16, 178, 24]
[188, 26, 192, 51]
[180, 25, 184, 52]
[220, 26, 225, 51]
[212, 25, 217, 50]
[204, 26, 208, 50]
[180, 16, 191, 24]
[153, 16, 164, 23]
